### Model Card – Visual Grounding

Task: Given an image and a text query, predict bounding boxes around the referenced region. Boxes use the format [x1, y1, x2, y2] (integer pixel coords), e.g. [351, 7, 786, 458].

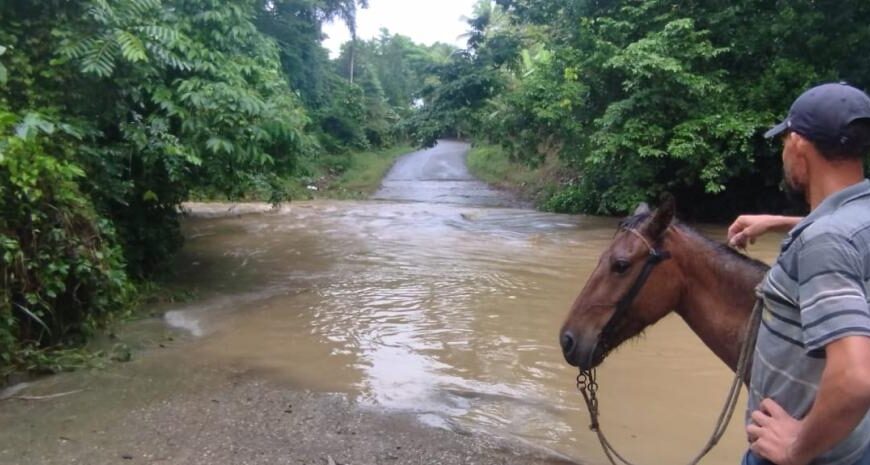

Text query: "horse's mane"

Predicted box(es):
[618, 213, 770, 273]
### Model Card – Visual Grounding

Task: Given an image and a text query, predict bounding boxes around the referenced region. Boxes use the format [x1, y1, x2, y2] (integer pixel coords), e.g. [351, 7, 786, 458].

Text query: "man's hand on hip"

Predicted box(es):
[747, 398, 809, 465]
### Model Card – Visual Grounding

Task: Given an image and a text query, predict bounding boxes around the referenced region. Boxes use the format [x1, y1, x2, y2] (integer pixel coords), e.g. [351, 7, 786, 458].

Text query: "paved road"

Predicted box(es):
[373, 140, 519, 207]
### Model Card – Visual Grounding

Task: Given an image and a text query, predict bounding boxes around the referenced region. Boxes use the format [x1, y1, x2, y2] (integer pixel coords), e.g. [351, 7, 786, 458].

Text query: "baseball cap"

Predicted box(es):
[764, 83, 870, 144]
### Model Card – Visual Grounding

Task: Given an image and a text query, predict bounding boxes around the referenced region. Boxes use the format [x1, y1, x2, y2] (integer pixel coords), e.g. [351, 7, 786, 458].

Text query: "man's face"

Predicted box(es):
[781, 131, 808, 201]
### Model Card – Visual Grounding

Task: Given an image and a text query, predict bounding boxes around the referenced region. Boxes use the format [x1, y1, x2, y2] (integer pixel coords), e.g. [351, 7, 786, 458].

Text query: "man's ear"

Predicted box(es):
[796, 132, 822, 161]
[644, 194, 675, 240]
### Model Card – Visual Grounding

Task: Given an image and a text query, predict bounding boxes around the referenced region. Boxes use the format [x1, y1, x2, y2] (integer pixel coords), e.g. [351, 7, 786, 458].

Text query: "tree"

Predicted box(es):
[420, 0, 870, 218]
[0, 0, 391, 371]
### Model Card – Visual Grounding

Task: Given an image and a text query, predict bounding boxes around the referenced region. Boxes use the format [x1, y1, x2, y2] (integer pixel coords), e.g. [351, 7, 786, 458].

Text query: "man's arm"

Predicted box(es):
[748, 234, 870, 464]
[748, 336, 870, 465]
[727, 215, 803, 248]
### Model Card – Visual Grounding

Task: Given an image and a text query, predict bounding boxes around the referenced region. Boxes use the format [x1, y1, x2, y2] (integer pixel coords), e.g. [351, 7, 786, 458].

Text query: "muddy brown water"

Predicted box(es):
[0, 143, 784, 464]
[161, 200, 781, 464]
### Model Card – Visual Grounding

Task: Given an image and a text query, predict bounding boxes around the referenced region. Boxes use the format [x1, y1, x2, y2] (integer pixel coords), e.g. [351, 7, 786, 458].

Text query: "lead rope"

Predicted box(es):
[576, 296, 764, 465]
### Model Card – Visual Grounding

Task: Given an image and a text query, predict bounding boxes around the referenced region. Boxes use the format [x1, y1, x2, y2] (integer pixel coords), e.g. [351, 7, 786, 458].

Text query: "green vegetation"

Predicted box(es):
[466, 144, 558, 205]
[1, 0, 447, 375]
[412, 0, 870, 219]
[288, 144, 414, 199]
[326, 145, 414, 197]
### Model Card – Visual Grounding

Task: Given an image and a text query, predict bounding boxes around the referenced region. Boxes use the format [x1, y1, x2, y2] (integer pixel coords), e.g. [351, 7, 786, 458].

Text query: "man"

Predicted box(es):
[727, 83, 870, 465]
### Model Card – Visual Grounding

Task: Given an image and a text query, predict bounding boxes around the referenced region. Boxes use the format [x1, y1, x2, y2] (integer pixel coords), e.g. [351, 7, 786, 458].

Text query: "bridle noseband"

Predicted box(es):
[592, 228, 671, 364]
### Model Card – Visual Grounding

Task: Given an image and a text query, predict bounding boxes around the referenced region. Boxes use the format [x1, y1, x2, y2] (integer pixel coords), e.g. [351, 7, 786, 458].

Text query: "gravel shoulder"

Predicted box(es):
[0, 346, 580, 465]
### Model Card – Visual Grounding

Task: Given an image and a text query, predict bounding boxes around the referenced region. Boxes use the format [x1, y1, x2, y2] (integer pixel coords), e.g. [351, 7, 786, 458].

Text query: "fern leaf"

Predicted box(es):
[57, 37, 94, 60]
[142, 25, 178, 44]
[115, 30, 148, 62]
[206, 137, 234, 155]
[88, 0, 116, 23]
[125, 0, 152, 17]
[81, 39, 117, 77]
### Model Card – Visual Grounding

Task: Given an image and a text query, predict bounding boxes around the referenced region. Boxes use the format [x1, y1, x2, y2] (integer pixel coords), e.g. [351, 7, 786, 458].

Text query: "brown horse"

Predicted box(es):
[559, 197, 769, 374]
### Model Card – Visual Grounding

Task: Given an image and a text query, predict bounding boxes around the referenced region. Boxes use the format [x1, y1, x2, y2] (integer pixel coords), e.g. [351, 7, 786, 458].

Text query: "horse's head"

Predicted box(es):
[560, 196, 684, 370]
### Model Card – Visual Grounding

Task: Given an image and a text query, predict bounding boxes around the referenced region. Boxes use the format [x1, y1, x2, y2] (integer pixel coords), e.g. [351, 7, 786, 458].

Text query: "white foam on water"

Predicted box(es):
[164, 310, 204, 337]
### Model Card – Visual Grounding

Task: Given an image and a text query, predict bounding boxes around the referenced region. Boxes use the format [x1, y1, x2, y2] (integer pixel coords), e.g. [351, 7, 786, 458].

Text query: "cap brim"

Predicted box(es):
[764, 121, 788, 139]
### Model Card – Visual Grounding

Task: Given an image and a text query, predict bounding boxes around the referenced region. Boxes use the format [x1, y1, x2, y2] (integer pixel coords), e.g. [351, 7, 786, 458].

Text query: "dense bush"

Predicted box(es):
[0, 0, 449, 373]
[0, 111, 132, 372]
[414, 0, 870, 219]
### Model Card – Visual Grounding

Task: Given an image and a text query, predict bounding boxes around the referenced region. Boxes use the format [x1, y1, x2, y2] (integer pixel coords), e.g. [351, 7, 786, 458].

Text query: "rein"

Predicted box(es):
[576, 228, 763, 465]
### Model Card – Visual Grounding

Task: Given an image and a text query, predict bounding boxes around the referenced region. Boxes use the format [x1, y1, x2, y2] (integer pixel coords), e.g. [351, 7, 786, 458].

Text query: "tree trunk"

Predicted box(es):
[349, 39, 355, 84]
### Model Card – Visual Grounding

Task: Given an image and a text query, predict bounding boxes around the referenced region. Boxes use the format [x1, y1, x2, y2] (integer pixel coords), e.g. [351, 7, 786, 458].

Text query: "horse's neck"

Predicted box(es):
[670, 230, 765, 372]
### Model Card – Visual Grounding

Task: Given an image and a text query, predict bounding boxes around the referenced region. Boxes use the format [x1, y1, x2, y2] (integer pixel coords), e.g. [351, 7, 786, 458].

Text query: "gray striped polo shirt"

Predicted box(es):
[749, 179, 870, 465]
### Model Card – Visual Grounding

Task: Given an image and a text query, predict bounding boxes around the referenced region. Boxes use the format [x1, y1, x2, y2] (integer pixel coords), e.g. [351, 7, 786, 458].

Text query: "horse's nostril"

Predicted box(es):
[560, 331, 576, 356]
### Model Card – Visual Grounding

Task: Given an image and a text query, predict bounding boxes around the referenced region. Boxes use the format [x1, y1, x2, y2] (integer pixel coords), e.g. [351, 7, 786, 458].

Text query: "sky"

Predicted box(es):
[321, 0, 477, 57]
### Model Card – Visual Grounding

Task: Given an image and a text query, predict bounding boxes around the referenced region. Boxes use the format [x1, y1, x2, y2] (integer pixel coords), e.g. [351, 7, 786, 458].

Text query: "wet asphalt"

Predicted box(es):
[373, 140, 520, 208]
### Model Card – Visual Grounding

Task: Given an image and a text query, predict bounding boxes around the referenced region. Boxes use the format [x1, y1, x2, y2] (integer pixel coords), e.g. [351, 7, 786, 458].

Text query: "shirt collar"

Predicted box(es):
[782, 179, 870, 251]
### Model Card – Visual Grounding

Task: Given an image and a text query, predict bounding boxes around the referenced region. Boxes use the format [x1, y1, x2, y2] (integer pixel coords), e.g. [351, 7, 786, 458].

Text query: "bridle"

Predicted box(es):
[591, 228, 671, 367]
[575, 227, 763, 465]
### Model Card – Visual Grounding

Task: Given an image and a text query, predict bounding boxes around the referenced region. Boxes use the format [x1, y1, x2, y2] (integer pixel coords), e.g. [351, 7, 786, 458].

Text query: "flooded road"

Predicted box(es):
[0, 142, 784, 465]
[168, 201, 781, 464]
[372, 139, 519, 207]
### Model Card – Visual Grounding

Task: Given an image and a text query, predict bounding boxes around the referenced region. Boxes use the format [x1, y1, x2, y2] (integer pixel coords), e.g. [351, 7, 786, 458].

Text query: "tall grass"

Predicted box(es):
[466, 144, 562, 206]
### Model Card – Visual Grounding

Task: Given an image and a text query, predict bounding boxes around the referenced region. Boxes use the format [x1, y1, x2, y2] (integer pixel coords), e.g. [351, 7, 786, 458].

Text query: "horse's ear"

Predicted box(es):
[645, 194, 675, 240]
[633, 202, 651, 216]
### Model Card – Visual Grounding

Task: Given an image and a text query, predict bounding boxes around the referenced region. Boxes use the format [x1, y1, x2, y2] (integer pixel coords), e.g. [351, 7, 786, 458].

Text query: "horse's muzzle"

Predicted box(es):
[559, 329, 604, 370]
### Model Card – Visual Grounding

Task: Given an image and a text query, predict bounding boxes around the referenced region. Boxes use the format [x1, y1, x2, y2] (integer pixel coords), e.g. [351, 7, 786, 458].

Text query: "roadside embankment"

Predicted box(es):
[466, 143, 565, 209]
[285, 144, 416, 200]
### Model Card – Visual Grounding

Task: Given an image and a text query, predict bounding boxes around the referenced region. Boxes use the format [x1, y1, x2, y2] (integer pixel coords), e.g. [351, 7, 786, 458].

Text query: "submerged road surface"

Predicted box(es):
[0, 141, 782, 465]
[373, 140, 519, 207]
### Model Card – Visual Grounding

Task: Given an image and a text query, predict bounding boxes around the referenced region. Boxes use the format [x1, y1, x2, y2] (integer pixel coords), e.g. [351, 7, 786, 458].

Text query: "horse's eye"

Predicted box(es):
[611, 260, 631, 275]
